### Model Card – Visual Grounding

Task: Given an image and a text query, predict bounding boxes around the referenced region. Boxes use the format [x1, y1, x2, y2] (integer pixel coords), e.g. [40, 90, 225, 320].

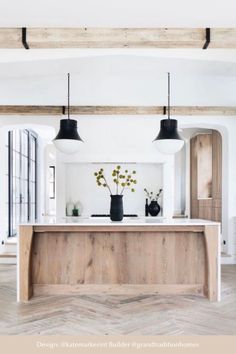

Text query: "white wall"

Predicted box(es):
[44, 144, 56, 216]
[174, 145, 186, 215]
[65, 163, 163, 216]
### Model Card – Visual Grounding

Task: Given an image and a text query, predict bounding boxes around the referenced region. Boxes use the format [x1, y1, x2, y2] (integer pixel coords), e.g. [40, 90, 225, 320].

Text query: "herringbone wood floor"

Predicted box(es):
[0, 265, 235, 335]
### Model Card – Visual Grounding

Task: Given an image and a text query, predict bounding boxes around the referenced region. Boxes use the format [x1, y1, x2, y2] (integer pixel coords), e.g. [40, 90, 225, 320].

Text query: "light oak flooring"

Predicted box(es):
[0, 265, 235, 335]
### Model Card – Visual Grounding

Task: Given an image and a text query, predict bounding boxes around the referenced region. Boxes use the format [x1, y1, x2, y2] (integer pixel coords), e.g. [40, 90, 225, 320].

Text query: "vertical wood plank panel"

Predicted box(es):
[19, 226, 33, 301]
[204, 225, 219, 301]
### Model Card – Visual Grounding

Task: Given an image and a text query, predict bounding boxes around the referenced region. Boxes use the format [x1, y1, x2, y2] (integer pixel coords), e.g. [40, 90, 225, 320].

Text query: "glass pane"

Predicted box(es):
[5, 203, 8, 221]
[30, 161, 36, 182]
[12, 177, 16, 203]
[30, 139, 36, 161]
[13, 177, 20, 204]
[12, 203, 16, 235]
[13, 152, 20, 178]
[14, 203, 20, 225]
[20, 203, 28, 222]
[12, 130, 15, 150]
[21, 131, 28, 156]
[30, 203, 36, 220]
[21, 156, 28, 181]
[22, 180, 28, 203]
[30, 182, 35, 203]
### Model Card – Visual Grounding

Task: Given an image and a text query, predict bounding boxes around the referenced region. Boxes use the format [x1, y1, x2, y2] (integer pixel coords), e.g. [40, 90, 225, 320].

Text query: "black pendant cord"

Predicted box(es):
[67, 73, 70, 120]
[167, 72, 170, 120]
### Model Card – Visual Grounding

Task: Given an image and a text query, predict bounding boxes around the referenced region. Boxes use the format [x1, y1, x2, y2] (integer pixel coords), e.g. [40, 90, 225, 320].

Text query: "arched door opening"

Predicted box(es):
[190, 129, 222, 224]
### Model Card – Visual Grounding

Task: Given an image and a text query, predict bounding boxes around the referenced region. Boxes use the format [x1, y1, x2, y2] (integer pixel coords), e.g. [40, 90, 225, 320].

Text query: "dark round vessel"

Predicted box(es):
[110, 195, 124, 221]
[148, 200, 161, 217]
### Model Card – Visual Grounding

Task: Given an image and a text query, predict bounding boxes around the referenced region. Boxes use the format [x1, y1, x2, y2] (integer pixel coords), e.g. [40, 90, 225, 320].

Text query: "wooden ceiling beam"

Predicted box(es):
[0, 105, 236, 116]
[0, 28, 236, 48]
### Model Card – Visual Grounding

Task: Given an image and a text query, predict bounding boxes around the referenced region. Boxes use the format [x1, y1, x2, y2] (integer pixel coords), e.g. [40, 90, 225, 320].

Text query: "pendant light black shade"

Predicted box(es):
[153, 73, 184, 154]
[53, 73, 84, 154]
[155, 119, 182, 140]
[54, 119, 83, 141]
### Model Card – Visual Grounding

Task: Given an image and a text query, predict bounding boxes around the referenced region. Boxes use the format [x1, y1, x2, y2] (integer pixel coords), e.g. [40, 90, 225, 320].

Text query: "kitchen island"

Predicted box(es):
[18, 218, 220, 302]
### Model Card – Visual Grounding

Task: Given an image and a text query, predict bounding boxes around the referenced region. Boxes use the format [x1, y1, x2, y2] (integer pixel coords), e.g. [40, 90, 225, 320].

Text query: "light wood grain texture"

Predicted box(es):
[0, 28, 22, 48]
[31, 231, 206, 286]
[212, 130, 222, 223]
[0, 105, 62, 115]
[33, 225, 205, 233]
[190, 136, 199, 218]
[198, 199, 213, 220]
[27, 28, 205, 48]
[19, 225, 219, 302]
[204, 225, 220, 301]
[1, 105, 236, 116]
[197, 134, 213, 199]
[0, 28, 236, 48]
[190, 131, 222, 222]
[211, 28, 236, 48]
[19, 226, 33, 302]
[33, 284, 204, 296]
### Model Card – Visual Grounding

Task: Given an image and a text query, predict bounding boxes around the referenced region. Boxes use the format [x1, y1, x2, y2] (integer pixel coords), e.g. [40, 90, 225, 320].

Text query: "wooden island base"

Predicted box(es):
[18, 224, 220, 302]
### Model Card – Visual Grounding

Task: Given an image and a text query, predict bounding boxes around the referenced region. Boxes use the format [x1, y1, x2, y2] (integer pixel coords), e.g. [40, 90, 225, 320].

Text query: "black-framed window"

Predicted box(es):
[7, 129, 38, 237]
[49, 166, 55, 199]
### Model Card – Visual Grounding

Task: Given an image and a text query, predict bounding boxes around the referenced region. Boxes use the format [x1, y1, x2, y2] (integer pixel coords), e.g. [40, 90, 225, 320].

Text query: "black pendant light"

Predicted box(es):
[53, 73, 83, 154]
[153, 73, 184, 154]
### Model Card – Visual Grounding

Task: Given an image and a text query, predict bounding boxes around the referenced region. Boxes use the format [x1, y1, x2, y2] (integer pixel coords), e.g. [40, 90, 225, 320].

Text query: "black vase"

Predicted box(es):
[148, 200, 160, 217]
[110, 195, 123, 221]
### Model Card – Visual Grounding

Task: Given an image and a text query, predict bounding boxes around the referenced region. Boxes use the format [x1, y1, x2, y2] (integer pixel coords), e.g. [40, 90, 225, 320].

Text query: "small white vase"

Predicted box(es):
[66, 200, 74, 216]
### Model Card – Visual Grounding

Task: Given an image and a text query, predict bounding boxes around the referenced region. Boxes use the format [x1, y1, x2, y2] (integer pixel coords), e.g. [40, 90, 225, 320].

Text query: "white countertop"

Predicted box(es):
[20, 216, 220, 227]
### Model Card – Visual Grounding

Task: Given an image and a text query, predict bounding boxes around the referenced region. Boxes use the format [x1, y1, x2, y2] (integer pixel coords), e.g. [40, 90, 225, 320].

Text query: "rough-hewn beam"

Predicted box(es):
[0, 28, 236, 48]
[0, 105, 236, 116]
[0, 28, 22, 48]
[0, 106, 62, 115]
[69, 106, 164, 115]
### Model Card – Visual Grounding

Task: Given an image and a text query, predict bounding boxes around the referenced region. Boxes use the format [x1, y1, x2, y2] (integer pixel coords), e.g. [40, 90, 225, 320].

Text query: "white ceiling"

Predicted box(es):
[0, 54, 236, 78]
[0, 0, 235, 27]
[0, 0, 235, 106]
[0, 57, 235, 106]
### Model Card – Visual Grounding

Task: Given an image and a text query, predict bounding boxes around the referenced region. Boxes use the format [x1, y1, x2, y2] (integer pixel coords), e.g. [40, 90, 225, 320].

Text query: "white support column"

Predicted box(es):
[56, 153, 66, 218]
[0, 127, 8, 249]
[163, 159, 175, 218]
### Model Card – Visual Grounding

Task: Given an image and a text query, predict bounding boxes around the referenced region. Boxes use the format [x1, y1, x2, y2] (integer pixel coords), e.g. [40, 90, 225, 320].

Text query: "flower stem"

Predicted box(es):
[120, 187, 125, 195]
[117, 170, 119, 194]
[102, 175, 112, 195]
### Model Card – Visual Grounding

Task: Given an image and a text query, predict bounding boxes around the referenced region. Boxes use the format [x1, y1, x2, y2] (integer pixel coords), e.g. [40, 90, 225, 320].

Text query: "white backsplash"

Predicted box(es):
[65, 163, 163, 217]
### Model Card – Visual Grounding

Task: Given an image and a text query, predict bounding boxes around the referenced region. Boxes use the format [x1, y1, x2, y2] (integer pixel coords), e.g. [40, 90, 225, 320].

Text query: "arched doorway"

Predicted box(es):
[190, 129, 222, 223]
